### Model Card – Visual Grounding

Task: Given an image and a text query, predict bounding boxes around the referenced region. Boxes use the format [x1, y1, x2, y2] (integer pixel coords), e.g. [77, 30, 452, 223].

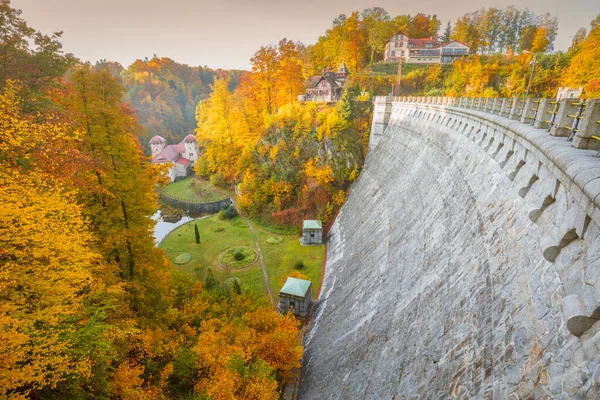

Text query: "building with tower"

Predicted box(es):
[149, 134, 199, 182]
[299, 61, 350, 103]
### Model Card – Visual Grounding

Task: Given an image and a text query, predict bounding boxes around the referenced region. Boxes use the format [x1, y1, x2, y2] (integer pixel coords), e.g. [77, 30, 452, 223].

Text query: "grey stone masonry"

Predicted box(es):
[572, 99, 600, 150]
[299, 95, 600, 399]
[534, 98, 552, 129]
[550, 98, 582, 137]
[520, 98, 534, 124]
[369, 96, 392, 151]
[509, 96, 521, 119]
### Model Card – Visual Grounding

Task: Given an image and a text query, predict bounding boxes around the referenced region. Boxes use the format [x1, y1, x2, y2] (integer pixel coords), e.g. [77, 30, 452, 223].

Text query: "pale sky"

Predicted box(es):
[13, 0, 600, 70]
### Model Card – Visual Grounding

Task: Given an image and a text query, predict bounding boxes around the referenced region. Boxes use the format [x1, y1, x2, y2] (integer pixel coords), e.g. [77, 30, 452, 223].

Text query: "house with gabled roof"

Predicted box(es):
[384, 31, 469, 64]
[299, 62, 350, 103]
[149, 134, 199, 182]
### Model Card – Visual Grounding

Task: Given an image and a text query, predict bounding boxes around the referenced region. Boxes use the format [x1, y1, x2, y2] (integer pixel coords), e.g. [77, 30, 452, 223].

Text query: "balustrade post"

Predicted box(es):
[550, 99, 581, 137]
[492, 98, 499, 114]
[533, 98, 552, 129]
[499, 98, 508, 117]
[572, 99, 600, 150]
[520, 98, 534, 124]
[509, 97, 520, 120]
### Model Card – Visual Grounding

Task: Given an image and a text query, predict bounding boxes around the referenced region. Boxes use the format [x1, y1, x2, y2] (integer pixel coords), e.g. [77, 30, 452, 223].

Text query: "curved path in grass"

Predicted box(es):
[238, 214, 275, 306]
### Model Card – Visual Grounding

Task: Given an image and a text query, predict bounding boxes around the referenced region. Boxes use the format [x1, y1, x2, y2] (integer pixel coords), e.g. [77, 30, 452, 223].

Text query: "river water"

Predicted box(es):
[152, 211, 194, 245]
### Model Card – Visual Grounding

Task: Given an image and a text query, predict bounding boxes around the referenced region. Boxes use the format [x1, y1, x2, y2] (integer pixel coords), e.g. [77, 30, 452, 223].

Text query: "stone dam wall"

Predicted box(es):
[299, 98, 600, 399]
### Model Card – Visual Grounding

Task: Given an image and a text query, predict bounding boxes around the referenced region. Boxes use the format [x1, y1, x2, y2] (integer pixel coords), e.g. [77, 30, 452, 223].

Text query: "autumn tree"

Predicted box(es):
[0, 0, 74, 96]
[441, 21, 452, 42]
[361, 7, 393, 64]
[570, 27, 587, 50]
[251, 46, 279, 115]
[0, 82, 105, 397]
[562, 14, 600, 97]
[66, 66, 171, 325]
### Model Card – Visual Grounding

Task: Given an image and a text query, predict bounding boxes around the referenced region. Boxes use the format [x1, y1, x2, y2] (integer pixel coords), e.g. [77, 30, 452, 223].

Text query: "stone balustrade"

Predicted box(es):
[302, 94, 600, 399]
[369, 95, 600, 341]
[385, 96, 600, 152]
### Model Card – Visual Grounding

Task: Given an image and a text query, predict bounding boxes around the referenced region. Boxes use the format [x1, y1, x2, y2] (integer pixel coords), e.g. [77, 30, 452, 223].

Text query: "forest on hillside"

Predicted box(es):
[2, 0, 600, 397]
[126, 7, 599, 151]
[0, 1, 301, 398]
[190, 6, 600, 230]
[94, 58, 241, 149]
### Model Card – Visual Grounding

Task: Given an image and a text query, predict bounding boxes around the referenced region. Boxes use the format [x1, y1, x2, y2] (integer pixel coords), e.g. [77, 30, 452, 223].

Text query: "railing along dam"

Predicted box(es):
[298, 96, 600, 399]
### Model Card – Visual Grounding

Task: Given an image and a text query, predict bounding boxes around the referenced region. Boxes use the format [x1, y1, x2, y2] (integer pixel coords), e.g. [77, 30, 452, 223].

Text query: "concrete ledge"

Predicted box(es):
[392, 103, 600, 227]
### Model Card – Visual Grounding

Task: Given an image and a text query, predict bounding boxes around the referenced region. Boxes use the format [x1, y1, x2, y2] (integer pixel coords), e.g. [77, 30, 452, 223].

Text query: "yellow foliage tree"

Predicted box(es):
[0, 84, 98, 396]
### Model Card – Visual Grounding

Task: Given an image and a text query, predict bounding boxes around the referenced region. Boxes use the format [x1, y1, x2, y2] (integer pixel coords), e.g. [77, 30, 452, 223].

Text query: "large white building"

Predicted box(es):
[384, 31, 469, 64]
[150, 134, 199, 182]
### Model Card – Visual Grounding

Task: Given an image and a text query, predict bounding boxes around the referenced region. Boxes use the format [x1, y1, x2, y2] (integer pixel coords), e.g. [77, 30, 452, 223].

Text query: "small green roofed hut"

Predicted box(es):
[278, 277, 313, 318]
[303, 220, 323, 244]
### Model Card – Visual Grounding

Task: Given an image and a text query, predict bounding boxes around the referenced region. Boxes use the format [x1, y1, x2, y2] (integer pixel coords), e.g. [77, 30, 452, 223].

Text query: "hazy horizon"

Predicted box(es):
[13, 0, 600, 70]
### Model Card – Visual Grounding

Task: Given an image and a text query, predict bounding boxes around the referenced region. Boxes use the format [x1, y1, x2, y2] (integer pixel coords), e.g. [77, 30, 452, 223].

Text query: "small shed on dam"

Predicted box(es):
[278, 277, 313, 319]
[302, 220, 323, 244]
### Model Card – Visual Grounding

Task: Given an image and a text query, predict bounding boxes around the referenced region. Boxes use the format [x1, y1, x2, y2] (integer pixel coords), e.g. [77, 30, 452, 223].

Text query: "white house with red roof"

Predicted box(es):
[384, 31, 469, 64]
[149, 134, 199, 182]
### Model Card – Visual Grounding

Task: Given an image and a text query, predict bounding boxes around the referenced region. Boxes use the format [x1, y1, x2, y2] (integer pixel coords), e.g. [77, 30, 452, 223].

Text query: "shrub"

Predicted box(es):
[224, 204, 238, 219]
[234, 250, 245, 261]
[209, 172, 227, 188]
[293, 260, 305, 270]
[175, 253, 192, 264]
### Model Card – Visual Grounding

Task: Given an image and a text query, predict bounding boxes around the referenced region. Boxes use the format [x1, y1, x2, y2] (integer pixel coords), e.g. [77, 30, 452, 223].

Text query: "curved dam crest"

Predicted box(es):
[299, 99, 600, 399]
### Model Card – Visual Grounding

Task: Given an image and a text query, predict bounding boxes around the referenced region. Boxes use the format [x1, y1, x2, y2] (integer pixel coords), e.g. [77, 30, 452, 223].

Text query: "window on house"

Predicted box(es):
[189, 152, 193, 157]
[310, 231, 315, 238]
[391, 50, 395, 57]
[289, 301, 295, 309]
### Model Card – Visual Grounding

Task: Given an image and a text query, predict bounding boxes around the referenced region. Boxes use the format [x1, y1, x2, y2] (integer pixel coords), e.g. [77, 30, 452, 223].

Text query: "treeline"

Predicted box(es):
[0, 1, 301, 398]
[94, 57, 241, 149]
[195, 41, 372, 226]
[303, 6, 560, 76]
[400, 14, 600, 98]
[452, 7, 557, 55]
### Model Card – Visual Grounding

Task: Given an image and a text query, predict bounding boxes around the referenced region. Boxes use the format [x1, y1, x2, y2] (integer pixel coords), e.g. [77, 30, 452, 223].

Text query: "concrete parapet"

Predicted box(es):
[533, 98, 552, 129]
[572, 99, 600, 150]
[304, 99, 600, 399]
[550, 98, 581, 137]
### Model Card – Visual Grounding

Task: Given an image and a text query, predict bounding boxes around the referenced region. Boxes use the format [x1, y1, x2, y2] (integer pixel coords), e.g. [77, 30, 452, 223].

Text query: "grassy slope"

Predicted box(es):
[364, 62, 430, 76]
[160, 215, 326, 299]
[161, 177, 233, 203]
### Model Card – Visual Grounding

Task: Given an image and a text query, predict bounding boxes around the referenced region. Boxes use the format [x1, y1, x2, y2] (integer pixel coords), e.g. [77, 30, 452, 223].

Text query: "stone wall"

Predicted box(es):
[160, 194, 232, 215]
[299, 99, 600, 398]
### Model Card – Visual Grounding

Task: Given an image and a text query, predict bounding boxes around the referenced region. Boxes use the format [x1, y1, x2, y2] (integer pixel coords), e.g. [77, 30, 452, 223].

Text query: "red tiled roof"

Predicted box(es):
[152, 145, 180, 163]
[183, 134, 197, 143]
[409, 38, 439, 48]
[176, 157, 190, 166]
[172, 143, 185, 153]
[149, 135, 166, 144]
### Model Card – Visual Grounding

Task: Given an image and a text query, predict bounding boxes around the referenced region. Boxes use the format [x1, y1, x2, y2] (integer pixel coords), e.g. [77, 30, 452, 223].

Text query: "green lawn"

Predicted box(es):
[362, 62, 430, 77]
[159, 215, 326, 300]
[161, 177, 232, 203]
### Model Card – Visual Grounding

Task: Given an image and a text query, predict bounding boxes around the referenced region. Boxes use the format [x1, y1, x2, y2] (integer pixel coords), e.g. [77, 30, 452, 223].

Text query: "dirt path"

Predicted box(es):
[239, 214, 275, 306]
